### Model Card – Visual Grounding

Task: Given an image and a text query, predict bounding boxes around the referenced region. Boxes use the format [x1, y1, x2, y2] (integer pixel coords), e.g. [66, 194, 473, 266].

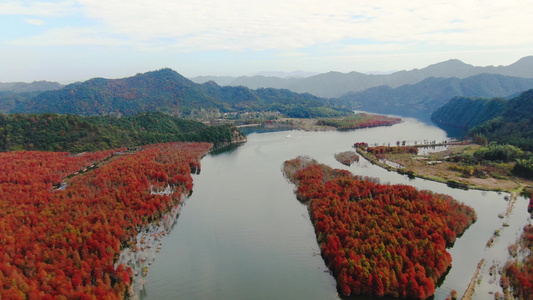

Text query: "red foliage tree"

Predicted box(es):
[0, 142, 211, 298]
[501, 224, 533, 300]
[283, 156, 476, 299]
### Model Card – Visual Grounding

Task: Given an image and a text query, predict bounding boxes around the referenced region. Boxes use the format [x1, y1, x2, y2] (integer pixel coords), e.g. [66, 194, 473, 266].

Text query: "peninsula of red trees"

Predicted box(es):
[283, 156, 476, 299]
[0, 142, 211, 299]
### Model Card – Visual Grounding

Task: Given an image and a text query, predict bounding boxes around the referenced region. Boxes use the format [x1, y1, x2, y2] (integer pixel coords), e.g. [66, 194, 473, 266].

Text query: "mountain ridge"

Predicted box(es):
[191, 56, 533, 98]
[338, 73, 533, 113]
[0, 81, 63, 93]
[10, 68, 349, 118]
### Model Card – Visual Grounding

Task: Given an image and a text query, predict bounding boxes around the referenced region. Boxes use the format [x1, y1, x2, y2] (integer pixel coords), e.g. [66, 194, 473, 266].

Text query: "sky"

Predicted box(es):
[1, 0, 532, 83]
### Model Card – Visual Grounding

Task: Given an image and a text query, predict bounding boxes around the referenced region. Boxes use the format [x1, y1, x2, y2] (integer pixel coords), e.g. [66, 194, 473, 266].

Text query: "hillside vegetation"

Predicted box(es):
[429, 89, 533, 181]
[0, 112, 244, 153]
[0, 81, 64, 113]
[432, 89, 533, 152]
[0, 91, 41, 114]
[430, 96, 507, 130]
[9, 69, 350, 118]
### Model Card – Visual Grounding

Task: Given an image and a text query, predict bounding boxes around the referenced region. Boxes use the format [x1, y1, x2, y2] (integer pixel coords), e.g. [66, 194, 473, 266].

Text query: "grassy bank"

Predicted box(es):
[355, 143, 533, 193]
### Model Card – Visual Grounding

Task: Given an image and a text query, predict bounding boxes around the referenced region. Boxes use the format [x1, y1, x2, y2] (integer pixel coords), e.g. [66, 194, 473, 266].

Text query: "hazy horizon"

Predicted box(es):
[5, 55, 533, 85]
[2, 1, 532, 83]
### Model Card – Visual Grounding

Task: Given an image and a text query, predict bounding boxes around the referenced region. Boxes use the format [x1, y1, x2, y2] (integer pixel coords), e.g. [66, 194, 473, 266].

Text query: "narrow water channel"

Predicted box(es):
[140, 116, 531, 300]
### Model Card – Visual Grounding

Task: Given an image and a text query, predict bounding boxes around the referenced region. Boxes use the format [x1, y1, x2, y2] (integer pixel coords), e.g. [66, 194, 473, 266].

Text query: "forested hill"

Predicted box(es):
[430, 96, 507, 130]
[0, 112, 244, 153]
[10, 68, 350, 118]
[338, 73, 533, 113]
[431, 89, 533, 151]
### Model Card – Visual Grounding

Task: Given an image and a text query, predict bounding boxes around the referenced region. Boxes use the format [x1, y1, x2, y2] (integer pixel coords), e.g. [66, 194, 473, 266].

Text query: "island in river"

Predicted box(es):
[282, 155, 476, 299]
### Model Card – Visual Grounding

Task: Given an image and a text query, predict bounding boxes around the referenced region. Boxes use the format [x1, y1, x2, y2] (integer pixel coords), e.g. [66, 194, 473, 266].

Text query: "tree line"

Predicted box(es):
[0, 112, 243, 153]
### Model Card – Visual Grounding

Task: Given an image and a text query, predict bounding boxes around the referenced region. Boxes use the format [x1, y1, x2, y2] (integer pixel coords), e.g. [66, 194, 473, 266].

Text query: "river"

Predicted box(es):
[139, 114, 531, 300]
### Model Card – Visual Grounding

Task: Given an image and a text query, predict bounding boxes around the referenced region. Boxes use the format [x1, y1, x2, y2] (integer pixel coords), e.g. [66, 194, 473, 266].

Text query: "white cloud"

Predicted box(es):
[6, 0, 533, 52]
[73, 0, 533, 50]
[25, 18, 44, 25]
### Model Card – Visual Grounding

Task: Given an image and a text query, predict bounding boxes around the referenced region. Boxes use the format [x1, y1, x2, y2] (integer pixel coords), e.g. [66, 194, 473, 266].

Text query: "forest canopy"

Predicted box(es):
[432, 89, 533, 152]
[0, 142, 212, 298]
[7, 68, 351, 118]
[283, 156, 476, 299]
[0, 112, 243, 152]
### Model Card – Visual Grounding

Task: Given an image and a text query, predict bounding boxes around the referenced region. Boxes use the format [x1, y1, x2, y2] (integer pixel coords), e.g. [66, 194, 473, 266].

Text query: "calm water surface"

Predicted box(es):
[141, 115, 530, 300]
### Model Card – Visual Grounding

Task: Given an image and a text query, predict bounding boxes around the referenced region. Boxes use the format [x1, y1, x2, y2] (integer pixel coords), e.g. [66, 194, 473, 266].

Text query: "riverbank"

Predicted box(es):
[355, 143, 533, 193]
[140, 120, 530, 300]
[116, 198, 184, 299]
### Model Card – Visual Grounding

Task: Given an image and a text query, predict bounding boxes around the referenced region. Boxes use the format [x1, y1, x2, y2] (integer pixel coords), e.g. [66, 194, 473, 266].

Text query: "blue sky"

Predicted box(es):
[1, 0, 532, 83]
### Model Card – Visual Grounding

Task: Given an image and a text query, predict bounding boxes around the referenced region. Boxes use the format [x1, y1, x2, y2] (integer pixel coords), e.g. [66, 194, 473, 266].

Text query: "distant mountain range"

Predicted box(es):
[252, 70, 320, 78]
[188, 76, 237, 86]
[338, 73, 533, 113]
[191, 71, 318, 85]
[0, 81, 63, 93]
[190, 56, 533, 98]
[9, 68, 350, 118]
[3, 56, 533, 118]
